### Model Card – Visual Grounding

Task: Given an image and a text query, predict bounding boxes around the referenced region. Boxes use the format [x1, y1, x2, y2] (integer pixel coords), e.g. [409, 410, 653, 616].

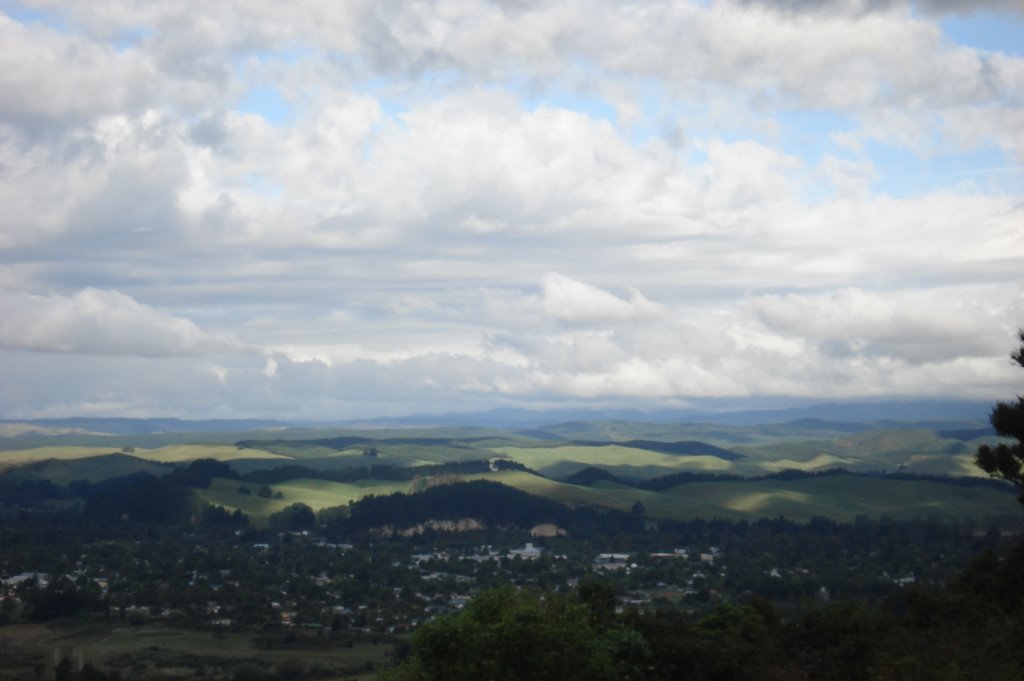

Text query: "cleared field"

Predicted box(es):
[198, 477, 412, 525]
[488, 445, 736, 479]
[273, 478, 411, 507]
[757, 453, 858, 473]
[133, 445, 287, 463]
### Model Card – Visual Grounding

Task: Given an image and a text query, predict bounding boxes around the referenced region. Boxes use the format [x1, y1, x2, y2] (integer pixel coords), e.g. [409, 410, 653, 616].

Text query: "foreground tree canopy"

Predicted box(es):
[381, 542, 1024, 681]
[975, 328, 1024, 503]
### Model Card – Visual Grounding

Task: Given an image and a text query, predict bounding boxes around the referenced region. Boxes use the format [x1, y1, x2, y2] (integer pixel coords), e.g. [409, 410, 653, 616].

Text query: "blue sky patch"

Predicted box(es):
[112, 26, 152, 52]
[2, 2, 67, 32]
[237, 86, 294, 127]
[941, 11, 1024, 56]
[523, 87, 617, 125]
[866, 142, 1018, 198]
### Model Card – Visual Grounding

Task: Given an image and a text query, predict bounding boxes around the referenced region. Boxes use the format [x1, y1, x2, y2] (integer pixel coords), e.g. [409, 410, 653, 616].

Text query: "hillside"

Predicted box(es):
[1, 415, 1017, 525]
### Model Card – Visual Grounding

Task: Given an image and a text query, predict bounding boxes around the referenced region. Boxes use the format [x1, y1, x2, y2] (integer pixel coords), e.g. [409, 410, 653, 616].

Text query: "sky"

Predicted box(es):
[0, 0, 1022, 421]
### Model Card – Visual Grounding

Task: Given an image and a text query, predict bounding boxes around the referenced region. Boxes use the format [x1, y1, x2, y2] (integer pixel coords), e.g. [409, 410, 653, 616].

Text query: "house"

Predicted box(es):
[594, 553, 631, 570]
[3, 572, 50, 587]
[508, 543, 543, 560]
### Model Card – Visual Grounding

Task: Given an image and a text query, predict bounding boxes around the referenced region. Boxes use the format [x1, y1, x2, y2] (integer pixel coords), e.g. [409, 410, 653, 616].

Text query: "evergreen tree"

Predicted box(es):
[975, 328, 1024, 503]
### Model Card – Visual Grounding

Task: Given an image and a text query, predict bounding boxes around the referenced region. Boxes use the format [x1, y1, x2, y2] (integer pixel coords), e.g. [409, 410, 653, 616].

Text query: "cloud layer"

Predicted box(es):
[0, 0, 1021, 418]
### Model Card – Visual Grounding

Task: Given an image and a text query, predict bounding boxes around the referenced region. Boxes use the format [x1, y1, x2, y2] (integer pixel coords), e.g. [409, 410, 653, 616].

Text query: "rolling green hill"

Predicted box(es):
[2, 418, 1017, 525]
[465, 470, 746, 521]
[659, 473, 1018, 522]
[463, 470, 1016, 523]
[0, 444, 285, 467]
[1, 453, 174, 485]
[207, 467, 1017, 526]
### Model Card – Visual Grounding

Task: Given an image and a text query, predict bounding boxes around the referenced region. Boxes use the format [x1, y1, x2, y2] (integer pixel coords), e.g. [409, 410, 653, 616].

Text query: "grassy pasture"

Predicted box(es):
[756, 453, 858, 473]
[488, 445, 736, 479]
[198, 477, 412, 525]
[134, 445, 286, 463]
[273, 478, 411, 508]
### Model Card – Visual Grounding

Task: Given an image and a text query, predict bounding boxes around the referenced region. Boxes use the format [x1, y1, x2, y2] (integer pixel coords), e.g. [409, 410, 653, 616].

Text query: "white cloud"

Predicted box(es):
[0, 15, 157, 129]
[0, 110, 191, 249]
[748, 286, 1019, 363]
[539, 273, 663, 324]
[0, 288, 242, 357]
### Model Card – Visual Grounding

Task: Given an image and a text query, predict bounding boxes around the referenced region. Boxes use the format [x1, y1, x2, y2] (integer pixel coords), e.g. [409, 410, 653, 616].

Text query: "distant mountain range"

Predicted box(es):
[0, 399, 994, 435]
[0, 417, 292, 436]
[675, 400, 994, 427]
[340, 399, 995, 428]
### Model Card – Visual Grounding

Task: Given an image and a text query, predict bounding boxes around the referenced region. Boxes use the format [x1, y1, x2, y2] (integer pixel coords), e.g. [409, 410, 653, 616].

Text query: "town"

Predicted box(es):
[1, 511, 999, 638]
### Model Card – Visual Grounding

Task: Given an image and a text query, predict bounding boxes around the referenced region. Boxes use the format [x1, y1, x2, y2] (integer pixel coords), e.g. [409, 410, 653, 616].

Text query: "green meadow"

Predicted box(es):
[197, 477, 413, 525]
